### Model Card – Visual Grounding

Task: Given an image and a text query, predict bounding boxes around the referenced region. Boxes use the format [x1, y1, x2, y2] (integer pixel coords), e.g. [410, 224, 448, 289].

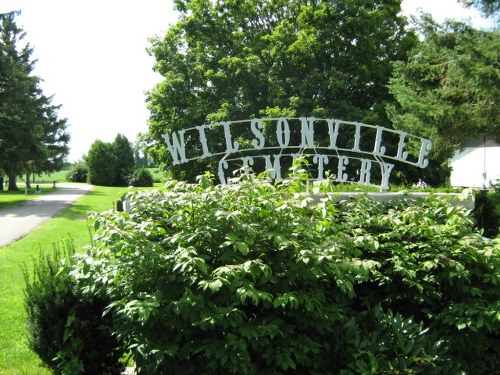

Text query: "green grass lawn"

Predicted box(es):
[16, 167, 167, 184]
[0, 185, 132, 375]
[0, 185, 60, 210]
[10, 170, 71, 185]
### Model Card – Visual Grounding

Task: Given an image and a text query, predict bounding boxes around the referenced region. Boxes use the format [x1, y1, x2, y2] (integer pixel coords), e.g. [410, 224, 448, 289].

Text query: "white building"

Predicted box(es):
[449, 138, 500, 188]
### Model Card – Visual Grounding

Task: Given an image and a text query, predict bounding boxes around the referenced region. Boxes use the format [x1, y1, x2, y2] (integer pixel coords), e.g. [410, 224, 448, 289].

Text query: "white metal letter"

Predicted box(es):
[380, 162, 394, 189]
[250, 119, 265, 150]
[327, 119, 340, 149]
[299, 117, 315, 148]
[373, 126, 386, 155]
[417, 139, 432, 168]
[223, 121, 239, 153]
[313, 154, 329, 181]
[241, 156, 255, 176]
[396, 131, 408, 161]
[337, 156, 349, 182]
[353, 122, 362, 152]
[196, 125, 212, 157]
[161, 130, 188, 165]
[276, 118, 290, 148]
[218, 159, 229, 184]
[358, 159, 372, 185]
[263, 154, 283, 180]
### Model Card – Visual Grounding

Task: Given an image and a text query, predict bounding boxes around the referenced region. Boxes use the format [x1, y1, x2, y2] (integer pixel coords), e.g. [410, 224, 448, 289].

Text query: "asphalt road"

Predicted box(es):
[0, 183, 93, 248]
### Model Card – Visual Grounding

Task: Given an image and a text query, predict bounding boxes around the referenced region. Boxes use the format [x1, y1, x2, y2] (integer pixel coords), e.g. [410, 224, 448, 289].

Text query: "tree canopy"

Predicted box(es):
[146, 0, 417, 180]
[86, 134, 135, 186]
[387, 16, 499, 162]
[0, 12, 69, 190]
[112, 133, 135, 186]
[460, 0, 500, 18]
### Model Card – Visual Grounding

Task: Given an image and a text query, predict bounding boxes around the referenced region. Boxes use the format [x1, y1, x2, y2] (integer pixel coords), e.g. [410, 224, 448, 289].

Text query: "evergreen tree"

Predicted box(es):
[460, 0, 500, 18]
[112, 133, 135, 186]
[0, 12, 69, 190]
[86, 135, 135, 186]
[86, 140, 116, 186]
[387, 16, 499, 162]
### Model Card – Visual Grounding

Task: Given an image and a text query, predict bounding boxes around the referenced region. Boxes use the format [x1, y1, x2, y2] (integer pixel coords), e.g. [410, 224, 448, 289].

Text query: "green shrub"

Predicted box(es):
[71, 170, 500, 374]
[473, 183, 500, 238]
[112, 134, 135, 186]
[338, 195, 500, 373]
[86, 135, 135, 186]
[86, 140, 116, 186]
[23, 240, 125, 375]
[339, 304, 458, 374]
[66, 161, 88, 183]
[128, 168, 154, 187]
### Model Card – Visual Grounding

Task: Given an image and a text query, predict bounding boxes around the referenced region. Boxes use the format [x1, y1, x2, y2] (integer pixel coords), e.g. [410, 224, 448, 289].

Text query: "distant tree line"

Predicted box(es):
[0, 12, 69, 191]
[67, 134, 154, 187]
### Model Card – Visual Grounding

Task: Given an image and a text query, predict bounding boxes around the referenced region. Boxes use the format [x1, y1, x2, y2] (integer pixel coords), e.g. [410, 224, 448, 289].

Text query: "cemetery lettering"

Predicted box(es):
[161, 117, 432, 189]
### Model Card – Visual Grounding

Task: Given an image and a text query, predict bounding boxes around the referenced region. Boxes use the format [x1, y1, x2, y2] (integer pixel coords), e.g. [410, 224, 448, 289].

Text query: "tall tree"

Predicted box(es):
[387, 16, 499, 162]
[112, 133, 135, 186]
[146, 0, 417, 180]
[86, 140, 116, 186]
[0, 12, 69, 190]
[460, 0, 500, 18]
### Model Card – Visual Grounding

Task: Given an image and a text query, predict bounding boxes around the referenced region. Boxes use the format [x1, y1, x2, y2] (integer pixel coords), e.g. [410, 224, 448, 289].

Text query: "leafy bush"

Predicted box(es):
[23, 240, 125, 375]
[473, 183, 500, 238]
[66, 161, 88, 183]
[338, 195, 500, 373]
[71, 170, 499, 374]
[128, 168, 154, 187]
[339, 304, 456, 374]
[85, 135, 136, 186]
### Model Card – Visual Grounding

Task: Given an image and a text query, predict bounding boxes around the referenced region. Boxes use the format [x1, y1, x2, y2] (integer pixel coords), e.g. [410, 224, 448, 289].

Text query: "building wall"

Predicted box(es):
[450, 146, 500, 188]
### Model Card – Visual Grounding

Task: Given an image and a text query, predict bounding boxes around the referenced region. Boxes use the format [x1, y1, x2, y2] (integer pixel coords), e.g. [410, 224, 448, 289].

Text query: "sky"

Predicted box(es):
[0, 0, 494, 162]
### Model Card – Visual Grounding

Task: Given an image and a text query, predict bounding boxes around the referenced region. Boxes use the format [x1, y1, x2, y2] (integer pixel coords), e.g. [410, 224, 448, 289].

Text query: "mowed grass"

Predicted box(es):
[0, 184, 60, 210]
[18, 167, 167, 184]
[0, 185, 132, 375]
[26, 170, 70, 184]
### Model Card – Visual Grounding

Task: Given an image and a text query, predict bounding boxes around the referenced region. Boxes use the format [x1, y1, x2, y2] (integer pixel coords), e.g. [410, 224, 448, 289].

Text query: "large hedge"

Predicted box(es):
[27, 170, 499, 374]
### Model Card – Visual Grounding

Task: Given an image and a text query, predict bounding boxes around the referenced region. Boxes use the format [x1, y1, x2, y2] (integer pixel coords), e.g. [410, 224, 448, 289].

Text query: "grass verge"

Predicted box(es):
[0, 185, 60, 210]
[0, 185, 130, 375]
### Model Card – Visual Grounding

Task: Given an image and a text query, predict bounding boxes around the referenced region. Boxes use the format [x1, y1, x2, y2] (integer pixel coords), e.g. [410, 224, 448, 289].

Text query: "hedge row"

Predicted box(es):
[25, 172, 499, 374]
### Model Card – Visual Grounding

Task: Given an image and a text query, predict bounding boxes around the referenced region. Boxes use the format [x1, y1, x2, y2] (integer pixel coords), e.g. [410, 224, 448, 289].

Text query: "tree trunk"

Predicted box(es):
[8, 173, 18, 191]
[0, 176, 3, 191]
[25, 172, 31, 188]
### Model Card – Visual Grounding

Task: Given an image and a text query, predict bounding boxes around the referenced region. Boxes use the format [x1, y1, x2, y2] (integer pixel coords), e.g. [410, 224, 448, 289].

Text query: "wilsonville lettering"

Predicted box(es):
[161, 117, 432, 189]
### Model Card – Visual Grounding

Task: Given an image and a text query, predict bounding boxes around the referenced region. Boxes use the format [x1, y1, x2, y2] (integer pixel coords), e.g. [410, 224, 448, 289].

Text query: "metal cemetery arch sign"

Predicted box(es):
[161, 117, 432, 189]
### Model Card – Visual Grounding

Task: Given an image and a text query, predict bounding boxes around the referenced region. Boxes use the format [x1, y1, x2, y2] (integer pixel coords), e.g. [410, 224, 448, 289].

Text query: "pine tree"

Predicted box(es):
[0, 12, 69, 190]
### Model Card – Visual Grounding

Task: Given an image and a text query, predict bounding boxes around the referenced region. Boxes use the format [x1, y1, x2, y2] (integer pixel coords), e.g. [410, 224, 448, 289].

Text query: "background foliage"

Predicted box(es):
[66, 161, 88, 183]
[388, 17, 499, 162]
[127, 168, 154, 187]
[86, 134, 135, 186]
[146, 0, 417, 180]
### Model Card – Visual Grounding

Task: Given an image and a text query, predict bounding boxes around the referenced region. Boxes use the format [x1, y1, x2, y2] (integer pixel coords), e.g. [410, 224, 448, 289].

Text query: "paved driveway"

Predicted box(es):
[0, 183, 93, 248]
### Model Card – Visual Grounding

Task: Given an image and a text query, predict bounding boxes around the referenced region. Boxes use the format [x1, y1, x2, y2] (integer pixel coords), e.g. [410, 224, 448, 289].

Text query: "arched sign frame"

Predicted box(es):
[161, 117, 432, 190]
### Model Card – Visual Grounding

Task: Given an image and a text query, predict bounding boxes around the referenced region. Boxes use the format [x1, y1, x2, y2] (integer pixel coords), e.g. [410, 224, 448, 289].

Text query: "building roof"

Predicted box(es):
[464, 137, 500, 148]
